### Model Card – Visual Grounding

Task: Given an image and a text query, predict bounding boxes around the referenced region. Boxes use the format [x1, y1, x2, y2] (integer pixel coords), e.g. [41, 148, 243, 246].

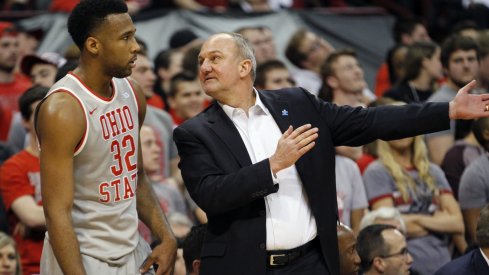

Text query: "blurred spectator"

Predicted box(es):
[319, 49, 369, 162]
[181, 43, 203, 78]
[183, 224, 206, 275]
[427, 35, 480, 165]
[0, 86, 48, 275]
[133, 51, 165, 109]
[441, 119, 484, 200]
[462, 0, 489, 29]
[477, 30, 489, 91]
[359, 206, 407, 234]
[174, 0, 227, 12]
[285, 28, 334, 96]
[254, 59, 294, 90]
[14, 25, 43, 75]
[168, 71, 206, 126]
[375, 18, 431, 97]
[337, 223, 361, 275]
[459, 117, 489, 245]
[434, 203, 489, 275]
[20, 52, 67, 87]
[335, 155, 368, 234]
[319, 49, 369, 107]
[357, 224, 413, 275]
[236, 26, 277, 65]
[138, 125, 190, 243]
[0, 232, 21, 275]
[364, 105, 465, 274]
[154, 49, 184, 110]
[169, 29, 201, 52]
[169, 213, 193, 275]
[452, 20, 480, 41]
[385, 44, 409, 88]
[384, 41, 442, 103]
[7, 52, 67, 154]
[0, 22, 31, 142]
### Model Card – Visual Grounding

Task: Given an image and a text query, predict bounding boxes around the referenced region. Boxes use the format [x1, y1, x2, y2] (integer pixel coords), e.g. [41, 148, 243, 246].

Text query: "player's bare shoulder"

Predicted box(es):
[36, 91, 86, 145]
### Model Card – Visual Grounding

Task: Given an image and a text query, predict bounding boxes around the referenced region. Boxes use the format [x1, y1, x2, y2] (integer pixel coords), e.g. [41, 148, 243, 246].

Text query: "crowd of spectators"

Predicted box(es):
[0, 1, 489, 274]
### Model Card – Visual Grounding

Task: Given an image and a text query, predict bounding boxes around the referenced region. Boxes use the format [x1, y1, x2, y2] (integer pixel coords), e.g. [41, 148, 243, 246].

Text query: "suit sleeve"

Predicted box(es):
[173, 126, 278, 217]
[301, 88, 450, 146]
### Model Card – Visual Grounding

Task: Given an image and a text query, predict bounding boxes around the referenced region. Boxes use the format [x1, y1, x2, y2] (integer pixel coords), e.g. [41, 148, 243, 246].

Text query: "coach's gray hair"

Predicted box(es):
[360, 207, 407, 234]
[226, 32, 257, 82]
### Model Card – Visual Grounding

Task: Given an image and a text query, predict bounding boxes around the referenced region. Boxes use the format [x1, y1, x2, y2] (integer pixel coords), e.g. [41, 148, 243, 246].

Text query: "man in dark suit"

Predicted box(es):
[434, 204, 489, 275]
[173, 32, 489, 275]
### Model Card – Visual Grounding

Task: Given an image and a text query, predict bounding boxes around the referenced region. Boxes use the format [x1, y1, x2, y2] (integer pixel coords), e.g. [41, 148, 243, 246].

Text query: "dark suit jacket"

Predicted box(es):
[434, 248, 489, 275]
[173, 88, 449, 275]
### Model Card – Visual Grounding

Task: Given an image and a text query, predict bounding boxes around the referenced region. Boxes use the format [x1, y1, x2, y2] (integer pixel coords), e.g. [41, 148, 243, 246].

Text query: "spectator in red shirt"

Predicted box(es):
[0, 22, 31, 142]
[0, 86, 48, 275]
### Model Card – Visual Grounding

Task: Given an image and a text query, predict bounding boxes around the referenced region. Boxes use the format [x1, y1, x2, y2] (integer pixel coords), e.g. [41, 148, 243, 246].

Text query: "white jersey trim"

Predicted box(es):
[66, 74, 119, 105]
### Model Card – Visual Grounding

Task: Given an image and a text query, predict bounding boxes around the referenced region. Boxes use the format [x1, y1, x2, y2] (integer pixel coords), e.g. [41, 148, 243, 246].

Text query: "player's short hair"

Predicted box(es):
[68, 0, 128, 50]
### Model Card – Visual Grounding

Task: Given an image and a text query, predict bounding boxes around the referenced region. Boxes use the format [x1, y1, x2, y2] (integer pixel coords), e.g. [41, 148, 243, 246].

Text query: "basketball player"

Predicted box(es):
[35, 1, 176, 274]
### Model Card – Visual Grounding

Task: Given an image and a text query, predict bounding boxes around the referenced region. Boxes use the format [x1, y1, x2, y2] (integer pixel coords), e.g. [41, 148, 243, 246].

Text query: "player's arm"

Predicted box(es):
[129, 79, 177, 275]
[36, 92, 86, 275]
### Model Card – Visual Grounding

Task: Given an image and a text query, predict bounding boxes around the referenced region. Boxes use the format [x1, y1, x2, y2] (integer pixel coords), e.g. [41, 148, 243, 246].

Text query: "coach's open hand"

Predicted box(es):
[449, 80, 489, 119]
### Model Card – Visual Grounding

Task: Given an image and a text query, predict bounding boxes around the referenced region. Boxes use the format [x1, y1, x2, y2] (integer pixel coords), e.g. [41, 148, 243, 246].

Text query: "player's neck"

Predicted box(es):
[73, 65, 114, 98]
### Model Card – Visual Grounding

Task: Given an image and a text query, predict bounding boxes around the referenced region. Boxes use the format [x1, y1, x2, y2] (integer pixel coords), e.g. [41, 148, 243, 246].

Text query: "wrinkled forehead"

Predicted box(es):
[200, 34, 237, 56]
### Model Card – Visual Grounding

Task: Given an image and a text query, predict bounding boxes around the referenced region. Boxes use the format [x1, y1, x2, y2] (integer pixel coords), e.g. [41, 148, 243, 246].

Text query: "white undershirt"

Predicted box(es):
[220, 89, 317, 250]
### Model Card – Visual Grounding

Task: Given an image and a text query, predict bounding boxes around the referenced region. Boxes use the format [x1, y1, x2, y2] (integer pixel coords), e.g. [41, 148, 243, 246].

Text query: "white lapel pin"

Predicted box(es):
[282, 109, 288, 116]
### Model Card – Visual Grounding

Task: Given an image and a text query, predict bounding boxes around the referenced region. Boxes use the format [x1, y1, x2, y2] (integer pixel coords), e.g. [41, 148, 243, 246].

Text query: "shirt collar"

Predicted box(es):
[220, 88, 270, 119]
[480, 248, 489, 267]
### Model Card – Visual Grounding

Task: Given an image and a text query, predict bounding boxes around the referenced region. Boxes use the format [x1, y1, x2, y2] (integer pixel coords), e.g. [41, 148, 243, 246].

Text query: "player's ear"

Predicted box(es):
[85, 36, 101, 55]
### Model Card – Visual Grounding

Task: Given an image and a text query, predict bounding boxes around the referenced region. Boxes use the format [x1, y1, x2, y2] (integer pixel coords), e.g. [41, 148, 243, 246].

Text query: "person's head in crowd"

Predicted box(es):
[337, 223, 361, 275]
[472, 117, 489, 152]
[477, 30, 489, 89]
[452, 20, 480, 40]
[402, 41, 443, 83]
[181, 43, 203, 77]
[235, 25, 277, 64]
[393, 18, 431, 45]
[169, 29, 199, 50]
[21, 52, 67, 87]
[63, 43, 81, 62]
[386, 44, 409, 85]
[55, 59, 79, 82]
[19, 85, 49, 133]
[255, 59, 295, 90]
[15, 25, 43, 59]
[0, 22, 19, 77]
[476, 204, 489, 249]
[136, 36, 148, 56]
[140, 125, 161, 177]
[154, 48, 183, 94]
[359, 206, 407, 234]
[357, 224, 412, 275]
[441, 34, 480, 90]
[132, 52, 157, 99]
[0, 232, 21, 275]
[285, 28, 334, 73]
[168, 71, 205, 122]
[183, 224, 206, 275]
[319, 49, 367, 107]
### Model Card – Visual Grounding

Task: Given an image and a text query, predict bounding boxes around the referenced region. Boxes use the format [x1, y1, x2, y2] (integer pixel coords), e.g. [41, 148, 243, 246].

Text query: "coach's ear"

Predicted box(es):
[85, 36, 100, 55]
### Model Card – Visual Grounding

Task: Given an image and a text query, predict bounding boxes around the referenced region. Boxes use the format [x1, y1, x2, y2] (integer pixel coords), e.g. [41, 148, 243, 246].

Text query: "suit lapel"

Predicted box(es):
[206, 103, 252, 167]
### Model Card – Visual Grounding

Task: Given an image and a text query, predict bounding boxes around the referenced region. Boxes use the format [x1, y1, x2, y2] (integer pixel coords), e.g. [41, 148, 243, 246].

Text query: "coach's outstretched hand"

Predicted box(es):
[449, 80, 489, 119]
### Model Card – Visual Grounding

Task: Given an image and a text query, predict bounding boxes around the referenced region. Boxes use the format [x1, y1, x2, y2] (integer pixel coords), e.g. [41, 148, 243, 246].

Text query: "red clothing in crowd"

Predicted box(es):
[0, 150, 44, 275]
[49, 0, 79, 12]
[0, 73, 31, 141]
[375, 62, 390, 97]
[146, 94, 165, 110]
[169, 109, 185, 126]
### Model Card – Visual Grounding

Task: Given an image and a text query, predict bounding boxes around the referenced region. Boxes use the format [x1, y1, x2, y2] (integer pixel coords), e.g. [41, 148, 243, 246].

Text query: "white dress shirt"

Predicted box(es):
[221, 89, 317, 250]
[480, 248, 489, 267]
